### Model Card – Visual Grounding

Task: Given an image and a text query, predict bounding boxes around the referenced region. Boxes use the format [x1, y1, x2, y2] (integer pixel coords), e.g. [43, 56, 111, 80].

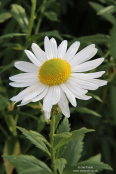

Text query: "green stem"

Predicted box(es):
[26, 0, 37, 38]
[35, 0, 46, 34]
[50, 112, 57, 174]
[104, 50, 110, 59]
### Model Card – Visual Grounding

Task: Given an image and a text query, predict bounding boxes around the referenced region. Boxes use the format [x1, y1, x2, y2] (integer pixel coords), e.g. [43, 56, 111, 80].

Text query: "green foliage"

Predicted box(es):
[3, 136, 20, 174]
[68, 34, 110, 45]
[89, 1, 115, 24]
[63, 137, 84, 169]
[17, 127, 51, 156]
[54, 108, 62, 131]
[0, 12, 11, 23]
[3, 155, 53, 174]
[54, 158, 67, 174]
[97, 5, 116, 15]
[63, 154, 112, 174]
[10, 4, 29, 32]
[110, 85, 116, 124]
[54, 127, 94, 150]
[70, 107, 101, 117]
[44, 11, 58, 21]
[55, 117, 71, 159]
[0, 33, 26, 39]
[110, 21, 116, 60]
[0, 94, 9, 110]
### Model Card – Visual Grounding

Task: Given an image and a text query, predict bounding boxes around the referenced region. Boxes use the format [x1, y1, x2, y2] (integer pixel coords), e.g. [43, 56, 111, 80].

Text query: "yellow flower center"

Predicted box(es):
[38, 58, 71, 86]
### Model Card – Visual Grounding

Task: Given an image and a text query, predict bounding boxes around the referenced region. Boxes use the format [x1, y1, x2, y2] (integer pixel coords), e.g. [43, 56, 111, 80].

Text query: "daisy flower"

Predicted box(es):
[9, 36, 107, 119]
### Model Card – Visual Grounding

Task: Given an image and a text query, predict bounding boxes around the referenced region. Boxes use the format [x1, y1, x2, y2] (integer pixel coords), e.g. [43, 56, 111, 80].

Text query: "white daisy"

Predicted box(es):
[9, 36, 107, 119]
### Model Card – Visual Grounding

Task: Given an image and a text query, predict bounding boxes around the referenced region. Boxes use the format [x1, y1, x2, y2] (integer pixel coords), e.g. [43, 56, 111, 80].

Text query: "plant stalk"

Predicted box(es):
[26, 0, 37, 38]
[50, 112, 57, 174]
[35, 0, 46, 34]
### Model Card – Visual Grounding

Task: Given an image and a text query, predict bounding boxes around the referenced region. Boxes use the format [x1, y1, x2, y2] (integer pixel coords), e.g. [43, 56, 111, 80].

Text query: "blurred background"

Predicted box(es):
[0, 0, 116, 173]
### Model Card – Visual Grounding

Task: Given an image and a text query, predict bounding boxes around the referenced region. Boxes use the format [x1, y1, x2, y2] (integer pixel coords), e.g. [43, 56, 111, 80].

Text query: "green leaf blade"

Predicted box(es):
[3, 155, 53, 174]
[11, 4, 29, 32]
[54, 158, 67, 174]
[63, 136, 84, 170]
[54, 128, 94, 150]
[63, 154, 112, 174]
[0, 12, 12, 23]
[110, 21, 116, 61]
[0, 33, 26, 39]
[89, 1, 115, 24]
[17, 127, 51, 156]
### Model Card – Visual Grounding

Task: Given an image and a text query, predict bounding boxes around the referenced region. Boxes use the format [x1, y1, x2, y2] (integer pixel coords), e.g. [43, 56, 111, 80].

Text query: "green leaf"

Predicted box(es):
[110, 85, 116, 124]
[0, 33, 26, 39]
[54, 158, 67, 174]
[54, 132, 72, 138]
[63, 154, 112, 174]
[88, 93, 102, 102]
[97, 5, 116, 15]
[37, 114, 46, 133]
[0, 60, 15, 75]
[26, 30, 63, 47]
[55, 117, 70, 159]
[70, 107, 101, 117]
[110, 21, 116, 60]
[54, 109, 62, 131]
[57, 117, 70, 133]
[68, 34, 109, 46]
[17, 127, 51, 156]
[54, 128, 94, 150]
[11, 4, 29, 32]
[0, 94, 9, 110]
[0, 12, 12, 23]
[3, 155, 53, 174]
[44, 11, 58, 21]
[63, 136, 84, 170]
[3, 136, 20, 174]
[89, 1, 115, 24]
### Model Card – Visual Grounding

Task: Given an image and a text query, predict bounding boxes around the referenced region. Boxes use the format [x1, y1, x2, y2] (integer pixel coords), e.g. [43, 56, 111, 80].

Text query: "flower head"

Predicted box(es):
[9, 36, 107, 119]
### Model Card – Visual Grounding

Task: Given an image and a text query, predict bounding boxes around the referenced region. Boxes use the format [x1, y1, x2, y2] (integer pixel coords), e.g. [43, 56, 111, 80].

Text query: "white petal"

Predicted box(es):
[68, 76, 98, 90]
[31, 43, 47, 64]
[43, 86, 60, 112]
[44, 36, 53, 60]
[71, 58, 104, 72]
[76, 94, 92, 100]
[59, 88, 70, 118]
[88, 48, 98, 61]
[9, 81, 38, 87]
[9, 72, 38, 82]
[51, 85, 60, 105]
[32, 86, 49, 102]
[10, 83, 39, 103]
[60, 83, 77, 107]
[50, 38, 57, 58]
[43, 87, 53, 112]
[64, 41, 80, 62]
[71, 71, 105, 80]
[69, 44, 95, 67]
[24, 50, 41, 67]
[87, 79, 107, 86]
[65, 78, 88, 96]
[22, 82, 46, 103]
[17, 100, 31, 106]
[44, 111, 51, 119]
[14, 61, 39, 72]
[57, 40, 67, 59]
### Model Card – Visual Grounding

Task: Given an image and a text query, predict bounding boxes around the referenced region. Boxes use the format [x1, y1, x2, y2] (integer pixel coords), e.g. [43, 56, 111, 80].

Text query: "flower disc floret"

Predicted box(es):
[38, 58, 71, 86]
